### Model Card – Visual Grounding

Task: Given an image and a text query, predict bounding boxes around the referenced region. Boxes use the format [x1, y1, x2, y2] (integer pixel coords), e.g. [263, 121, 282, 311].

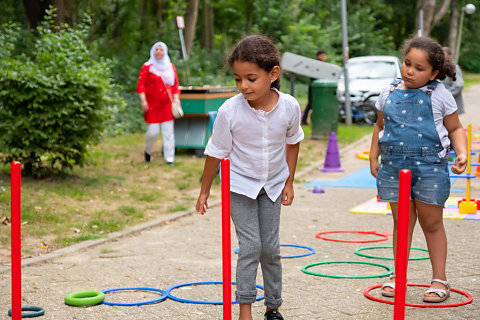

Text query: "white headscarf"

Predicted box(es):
[144, 42, 175, 86]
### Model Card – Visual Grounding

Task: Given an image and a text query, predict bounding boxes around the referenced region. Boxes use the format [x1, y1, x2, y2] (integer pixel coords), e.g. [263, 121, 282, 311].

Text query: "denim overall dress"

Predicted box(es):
[377, 79, 450, 206]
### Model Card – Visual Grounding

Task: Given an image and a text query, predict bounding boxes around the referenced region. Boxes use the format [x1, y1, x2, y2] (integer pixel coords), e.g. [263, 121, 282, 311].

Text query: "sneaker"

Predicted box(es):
[264, 310, 284, 320]
[144, 152, 151, 163]
[166, 161, 174, 167]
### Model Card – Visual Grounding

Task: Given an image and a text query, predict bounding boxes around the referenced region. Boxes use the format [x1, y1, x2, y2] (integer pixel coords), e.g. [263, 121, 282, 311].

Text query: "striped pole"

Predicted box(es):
[394, 169, 411, 320]
[11, 162, 22, 320]
[221, 158, 231, 319]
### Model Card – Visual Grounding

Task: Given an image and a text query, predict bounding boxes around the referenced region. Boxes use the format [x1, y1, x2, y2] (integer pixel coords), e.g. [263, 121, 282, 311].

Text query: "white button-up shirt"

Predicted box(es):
[205, 89, 304, 201]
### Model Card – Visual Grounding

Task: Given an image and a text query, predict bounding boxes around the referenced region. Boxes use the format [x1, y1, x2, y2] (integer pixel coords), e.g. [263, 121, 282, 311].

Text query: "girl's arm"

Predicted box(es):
[444, 112, 467, 174]
[196, 156, 222, 215]
[282, 142, 300, 206]
[369, 111, 384, 178]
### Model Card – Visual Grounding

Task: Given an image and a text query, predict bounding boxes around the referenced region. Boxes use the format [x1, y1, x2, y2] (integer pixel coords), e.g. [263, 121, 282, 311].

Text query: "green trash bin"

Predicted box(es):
[310, 79, 338, 139]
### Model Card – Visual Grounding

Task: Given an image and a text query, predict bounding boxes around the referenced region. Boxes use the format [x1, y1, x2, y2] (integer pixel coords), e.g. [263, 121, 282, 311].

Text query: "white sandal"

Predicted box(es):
[423, 279, 450, 303]
[381, 274, 396, 297]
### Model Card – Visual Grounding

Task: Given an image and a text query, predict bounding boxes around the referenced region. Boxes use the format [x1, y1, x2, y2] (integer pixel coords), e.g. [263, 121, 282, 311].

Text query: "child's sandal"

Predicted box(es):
[423, 278, 450, 303]
[381, 273, 396, 297]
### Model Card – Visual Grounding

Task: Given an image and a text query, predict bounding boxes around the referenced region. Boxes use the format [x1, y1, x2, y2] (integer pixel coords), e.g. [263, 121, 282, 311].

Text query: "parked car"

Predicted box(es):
[337, 55, 401, 124]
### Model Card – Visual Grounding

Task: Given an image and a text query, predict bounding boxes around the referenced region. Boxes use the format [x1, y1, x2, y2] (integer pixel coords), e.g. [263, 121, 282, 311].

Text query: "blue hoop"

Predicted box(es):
[101, 287, 168, 306]
[234, 243, 316, 259]
[166, 281, 265, 304]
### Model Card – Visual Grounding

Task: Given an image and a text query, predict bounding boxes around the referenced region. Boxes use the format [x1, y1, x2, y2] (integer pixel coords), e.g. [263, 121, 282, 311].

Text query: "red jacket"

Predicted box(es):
[136, 64, 180, 124]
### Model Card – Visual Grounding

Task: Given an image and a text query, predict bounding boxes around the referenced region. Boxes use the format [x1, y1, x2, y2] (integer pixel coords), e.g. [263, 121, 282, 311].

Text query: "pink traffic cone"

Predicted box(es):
[321, 132, 344, 172]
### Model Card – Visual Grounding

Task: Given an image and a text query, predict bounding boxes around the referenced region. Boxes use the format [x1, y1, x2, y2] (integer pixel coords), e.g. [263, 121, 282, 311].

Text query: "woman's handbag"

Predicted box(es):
[164, 82, 184, 119]
[171, 99, 184, 119]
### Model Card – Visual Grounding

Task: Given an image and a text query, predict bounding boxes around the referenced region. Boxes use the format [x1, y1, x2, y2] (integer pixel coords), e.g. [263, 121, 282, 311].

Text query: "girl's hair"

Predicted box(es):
[401, 36, 456, 81]
[228, 34, 281, 89]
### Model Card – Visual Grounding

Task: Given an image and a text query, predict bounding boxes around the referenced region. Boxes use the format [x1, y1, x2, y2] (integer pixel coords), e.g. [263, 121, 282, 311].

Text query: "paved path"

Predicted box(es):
[1, 85, 480, 319]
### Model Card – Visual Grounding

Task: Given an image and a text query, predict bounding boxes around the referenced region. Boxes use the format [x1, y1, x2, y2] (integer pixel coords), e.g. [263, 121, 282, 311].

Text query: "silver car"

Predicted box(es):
[337, 55, 401, 124]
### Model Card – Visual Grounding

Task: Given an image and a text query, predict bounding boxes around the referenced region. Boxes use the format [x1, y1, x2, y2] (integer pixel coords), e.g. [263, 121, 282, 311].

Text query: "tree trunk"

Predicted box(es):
[155, 0, 163, 28]
[448, 0, 459, 53]
[53, 0, 69, 25]
[184, 0, 200, 56]
[417, 0, 451, 36]
[245, 0, 254, 33]
[201, 0, 214, 52]
[22, 0, 52, 29]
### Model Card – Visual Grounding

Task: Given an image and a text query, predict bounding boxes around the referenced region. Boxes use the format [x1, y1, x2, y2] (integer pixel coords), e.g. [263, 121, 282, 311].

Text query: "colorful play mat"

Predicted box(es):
[350, 196, 480, 220]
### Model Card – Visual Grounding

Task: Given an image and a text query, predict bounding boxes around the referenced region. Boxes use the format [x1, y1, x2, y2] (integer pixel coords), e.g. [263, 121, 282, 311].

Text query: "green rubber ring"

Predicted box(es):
[301, 260, 393, 279]
[65, 290, 105, 306]
[354, 245, 429, 260]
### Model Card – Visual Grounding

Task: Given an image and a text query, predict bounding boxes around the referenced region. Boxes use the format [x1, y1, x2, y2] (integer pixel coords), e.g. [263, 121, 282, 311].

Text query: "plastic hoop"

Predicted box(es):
[8, 306, 45, 318]
[354, 246, 429, 260]
[302, 260, 393, 279]
[64, 290, 105, 306]
[315, 230, 389, 243]
[364, 283, 473, 308]
[356, 150, 370, 160]
[234, 243, 316, 259]
[166, 281, 265, 304]
[102, 287, 168, 306]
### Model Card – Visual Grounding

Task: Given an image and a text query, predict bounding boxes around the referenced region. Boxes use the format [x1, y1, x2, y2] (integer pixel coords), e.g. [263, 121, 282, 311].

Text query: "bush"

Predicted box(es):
[0, 9, 124, 176]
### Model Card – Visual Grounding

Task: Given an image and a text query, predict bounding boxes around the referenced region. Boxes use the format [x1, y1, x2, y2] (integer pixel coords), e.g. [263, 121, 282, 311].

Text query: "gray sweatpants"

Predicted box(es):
[230, 189, 283, 309]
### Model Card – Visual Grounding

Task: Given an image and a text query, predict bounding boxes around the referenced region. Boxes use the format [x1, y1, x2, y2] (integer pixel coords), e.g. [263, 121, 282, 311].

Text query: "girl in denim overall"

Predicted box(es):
[370, 36, 467, 303]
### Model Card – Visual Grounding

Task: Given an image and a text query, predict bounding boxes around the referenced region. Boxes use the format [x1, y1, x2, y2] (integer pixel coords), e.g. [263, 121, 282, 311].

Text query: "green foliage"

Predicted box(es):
[0, 8, 124, 176]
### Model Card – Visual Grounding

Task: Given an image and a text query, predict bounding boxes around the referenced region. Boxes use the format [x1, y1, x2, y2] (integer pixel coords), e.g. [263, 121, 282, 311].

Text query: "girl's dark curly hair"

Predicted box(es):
[401, 35, 456, 81]
[228, 34, 281, 89]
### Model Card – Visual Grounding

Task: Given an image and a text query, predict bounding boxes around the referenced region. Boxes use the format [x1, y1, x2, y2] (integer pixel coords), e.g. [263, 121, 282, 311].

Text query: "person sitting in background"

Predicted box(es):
[442, 47, 464, 115]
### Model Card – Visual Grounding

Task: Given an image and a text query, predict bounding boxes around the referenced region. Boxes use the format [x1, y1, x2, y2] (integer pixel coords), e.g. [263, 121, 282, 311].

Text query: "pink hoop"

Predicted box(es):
[363, 283, 473, 308]
[315, 230, 389, 243]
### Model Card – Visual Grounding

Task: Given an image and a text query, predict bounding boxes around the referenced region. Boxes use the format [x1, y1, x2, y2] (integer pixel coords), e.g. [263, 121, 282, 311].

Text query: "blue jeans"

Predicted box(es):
[230, 189, 283, 309]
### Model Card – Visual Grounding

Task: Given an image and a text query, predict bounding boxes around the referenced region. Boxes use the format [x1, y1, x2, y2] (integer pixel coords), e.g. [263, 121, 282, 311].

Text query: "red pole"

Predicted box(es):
[394, 169, 411, 320]
[11, 162, 22, 320]
[221, 158, 232, 319]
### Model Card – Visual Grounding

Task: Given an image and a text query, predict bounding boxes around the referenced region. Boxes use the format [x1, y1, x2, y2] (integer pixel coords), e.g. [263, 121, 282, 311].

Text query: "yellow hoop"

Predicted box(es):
[356, 150, 370, 160]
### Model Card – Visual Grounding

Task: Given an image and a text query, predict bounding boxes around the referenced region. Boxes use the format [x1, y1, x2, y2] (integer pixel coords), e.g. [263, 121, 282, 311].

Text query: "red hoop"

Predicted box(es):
[363, 283, 473, 308]
[315, 230, 389, 243]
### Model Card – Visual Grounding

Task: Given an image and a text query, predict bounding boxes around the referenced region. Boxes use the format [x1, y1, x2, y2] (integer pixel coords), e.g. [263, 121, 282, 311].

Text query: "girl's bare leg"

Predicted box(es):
[383, 200, 418, 294]
[415, 200, 448, 297]
[239, 303, 253, 320]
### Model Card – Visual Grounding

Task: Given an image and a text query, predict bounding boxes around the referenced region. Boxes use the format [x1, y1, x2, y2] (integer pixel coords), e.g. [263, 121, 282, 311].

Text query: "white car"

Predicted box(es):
[337, 55, 401, 124]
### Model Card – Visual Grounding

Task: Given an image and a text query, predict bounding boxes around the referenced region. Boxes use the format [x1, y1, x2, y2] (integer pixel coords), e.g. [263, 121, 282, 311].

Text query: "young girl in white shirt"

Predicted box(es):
[196, 34, 304, 320]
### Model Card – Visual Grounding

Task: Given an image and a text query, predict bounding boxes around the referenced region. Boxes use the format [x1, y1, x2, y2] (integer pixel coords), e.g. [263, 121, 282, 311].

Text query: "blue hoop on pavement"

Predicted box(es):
[234, 243, 316, 259]
[166, 281, 265, 304]
[102, 287, 168, 306]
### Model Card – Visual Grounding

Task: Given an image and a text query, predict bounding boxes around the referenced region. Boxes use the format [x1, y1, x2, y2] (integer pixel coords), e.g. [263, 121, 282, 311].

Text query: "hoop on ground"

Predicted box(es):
[234, 243, 316, 259]
[315, 230, 389, 243]
[64, 290, 105, 306]
[363, 283, 473, 308]
[301, 260, 393, 279]
[101, 287, 168, 306]
[356, 150, 370, 160]
[166, 281, 265, 304]
[354, 246, 429, 260]
[8, 306, 44, 318]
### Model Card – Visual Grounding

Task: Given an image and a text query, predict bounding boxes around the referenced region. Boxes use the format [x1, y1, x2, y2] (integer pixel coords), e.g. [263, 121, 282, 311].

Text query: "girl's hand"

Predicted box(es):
[370, 159, 380, 178]
[451, 154, 467, 174]
[281, 183, 294, 206]
[141, 101, 149, 112]
[196, 192, 210, 215]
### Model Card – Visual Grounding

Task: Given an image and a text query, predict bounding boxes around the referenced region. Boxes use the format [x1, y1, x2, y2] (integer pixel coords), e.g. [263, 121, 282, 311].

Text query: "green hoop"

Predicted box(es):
[354, 245, 429, 260]
[8, 306, 44, 318]
[64, 290, 105, 306]
[301, 260, 393, 279]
